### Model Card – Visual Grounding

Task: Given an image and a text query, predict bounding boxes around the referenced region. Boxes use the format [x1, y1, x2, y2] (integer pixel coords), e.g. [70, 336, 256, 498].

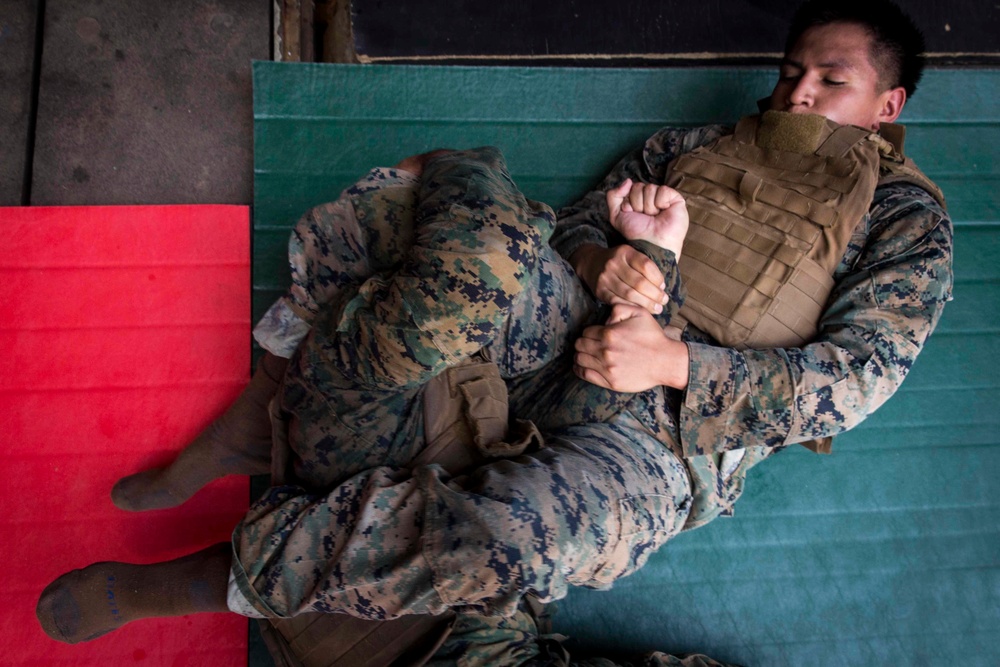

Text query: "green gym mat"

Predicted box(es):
[252, 62, 1000, 666]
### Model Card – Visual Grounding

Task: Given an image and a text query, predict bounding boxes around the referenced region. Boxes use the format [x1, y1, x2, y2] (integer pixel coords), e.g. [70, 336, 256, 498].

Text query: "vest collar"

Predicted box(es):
[755, 96, 908, 156]
[878, 122, 906, 154]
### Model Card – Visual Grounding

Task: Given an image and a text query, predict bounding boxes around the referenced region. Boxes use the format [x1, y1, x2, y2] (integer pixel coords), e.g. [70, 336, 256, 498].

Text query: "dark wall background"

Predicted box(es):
[350, 0, 1000, 64]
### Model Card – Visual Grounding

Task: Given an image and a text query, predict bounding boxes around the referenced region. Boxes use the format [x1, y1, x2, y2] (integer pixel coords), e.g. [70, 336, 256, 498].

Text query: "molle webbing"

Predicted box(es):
[668, 111, 882, 349]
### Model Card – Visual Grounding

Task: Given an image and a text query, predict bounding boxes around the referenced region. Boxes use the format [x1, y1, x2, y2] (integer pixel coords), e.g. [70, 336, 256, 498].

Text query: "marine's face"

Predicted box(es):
[769, 21, 902, 130]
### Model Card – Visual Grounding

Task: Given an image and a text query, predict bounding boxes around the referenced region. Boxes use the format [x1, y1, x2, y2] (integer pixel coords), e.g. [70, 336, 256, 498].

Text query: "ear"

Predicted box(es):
[877, 86, 907, 125]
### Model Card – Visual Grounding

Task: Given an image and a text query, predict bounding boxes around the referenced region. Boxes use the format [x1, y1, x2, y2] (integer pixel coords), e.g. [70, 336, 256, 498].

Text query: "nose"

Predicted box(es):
[787, 77, 813, 109]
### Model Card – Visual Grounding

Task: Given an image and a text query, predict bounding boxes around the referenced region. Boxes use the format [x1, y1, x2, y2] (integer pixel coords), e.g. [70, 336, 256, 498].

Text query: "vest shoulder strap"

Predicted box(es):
[878, 155, 948, 209]
[873, 122, 947, 208]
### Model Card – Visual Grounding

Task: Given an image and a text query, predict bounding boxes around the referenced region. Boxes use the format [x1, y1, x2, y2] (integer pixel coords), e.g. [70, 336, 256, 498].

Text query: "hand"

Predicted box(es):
[573, 304, 690, 392]
[394, 149, 454, 177]
[571, 244, 668, 315]
[606, 179, 689, 257]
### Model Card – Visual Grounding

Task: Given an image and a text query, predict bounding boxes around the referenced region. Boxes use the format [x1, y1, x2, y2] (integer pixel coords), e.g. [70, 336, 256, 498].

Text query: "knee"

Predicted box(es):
[544, 425, 693, 584]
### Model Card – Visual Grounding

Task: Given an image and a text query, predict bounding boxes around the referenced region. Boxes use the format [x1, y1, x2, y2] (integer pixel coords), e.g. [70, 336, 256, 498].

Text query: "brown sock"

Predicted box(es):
[112, 353, 288, 511]
[36, 542, 232, 644]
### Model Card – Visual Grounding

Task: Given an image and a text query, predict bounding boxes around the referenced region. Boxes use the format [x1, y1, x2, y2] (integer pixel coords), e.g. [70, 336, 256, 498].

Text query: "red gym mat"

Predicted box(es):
[0, 206, 251, 665]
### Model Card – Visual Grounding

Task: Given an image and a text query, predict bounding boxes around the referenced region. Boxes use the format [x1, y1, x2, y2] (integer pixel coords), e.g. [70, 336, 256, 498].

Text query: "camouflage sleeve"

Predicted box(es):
[679, 185, 954, 456]
[628, 239, 685, 322]
[551, 125, 730, 264]
[549, 145, 647, 262]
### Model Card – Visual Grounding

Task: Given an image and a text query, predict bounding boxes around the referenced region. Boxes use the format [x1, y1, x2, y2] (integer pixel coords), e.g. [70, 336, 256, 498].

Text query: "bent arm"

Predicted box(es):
[553, 125, 730, 267]
[679, 186, 954, 456]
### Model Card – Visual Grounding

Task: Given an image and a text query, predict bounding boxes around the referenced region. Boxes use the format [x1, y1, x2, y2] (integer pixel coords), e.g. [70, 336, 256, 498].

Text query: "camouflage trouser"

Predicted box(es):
[229, 147, 692, 622]
[431, 601, 739, 667]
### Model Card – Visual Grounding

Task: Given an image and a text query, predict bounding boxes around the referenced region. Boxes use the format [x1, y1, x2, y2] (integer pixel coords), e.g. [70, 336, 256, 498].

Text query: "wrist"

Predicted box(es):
[642, 226, 685, 259]
[660, 338, 690, 390]
[570, 244, 604, 289]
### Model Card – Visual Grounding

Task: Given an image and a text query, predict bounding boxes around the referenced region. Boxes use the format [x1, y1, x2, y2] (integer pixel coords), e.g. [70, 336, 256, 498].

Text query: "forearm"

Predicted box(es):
[680, 314, 937, 455]
[552, 150, 646, 262]
[553, 124, 730, 259]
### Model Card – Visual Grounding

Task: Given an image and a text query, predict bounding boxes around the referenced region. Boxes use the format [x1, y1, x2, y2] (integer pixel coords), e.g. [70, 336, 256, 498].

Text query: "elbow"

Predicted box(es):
[792, 344, 916, 440]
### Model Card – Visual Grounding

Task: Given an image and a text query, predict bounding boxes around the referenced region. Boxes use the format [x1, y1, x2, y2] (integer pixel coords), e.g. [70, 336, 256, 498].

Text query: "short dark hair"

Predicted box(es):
[785, 0, 927, 98]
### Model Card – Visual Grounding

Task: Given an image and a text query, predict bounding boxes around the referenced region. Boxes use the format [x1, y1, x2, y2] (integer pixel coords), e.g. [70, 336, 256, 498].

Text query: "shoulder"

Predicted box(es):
[859, 182, 954, 304]
[642, 124, 732, 180]
[866, 181, 952, 262]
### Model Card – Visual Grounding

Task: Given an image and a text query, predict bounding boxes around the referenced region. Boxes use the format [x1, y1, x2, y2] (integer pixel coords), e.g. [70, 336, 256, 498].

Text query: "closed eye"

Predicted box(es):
[778, 61, 802, 81]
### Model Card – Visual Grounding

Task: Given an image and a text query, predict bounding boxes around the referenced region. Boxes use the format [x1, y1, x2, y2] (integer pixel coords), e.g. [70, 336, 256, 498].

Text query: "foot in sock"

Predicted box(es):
[36, 543, 232, 644]
[111, 354, 288, 511]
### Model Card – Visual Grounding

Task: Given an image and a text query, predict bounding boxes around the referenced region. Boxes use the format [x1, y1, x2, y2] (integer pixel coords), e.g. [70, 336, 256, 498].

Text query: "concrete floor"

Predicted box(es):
[2, 0, 270, 207]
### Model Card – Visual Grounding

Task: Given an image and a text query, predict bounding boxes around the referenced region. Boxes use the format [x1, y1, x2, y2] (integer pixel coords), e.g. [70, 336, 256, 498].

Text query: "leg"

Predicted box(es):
[279, 147, 564, 489]
[36, 542, 231, 644]
[112, 166, 422, 511]
[112, 353, 287, 511]
[228, 420, 691, 620]
[304, 146, 558, 390]
[484, 243, 595, 380]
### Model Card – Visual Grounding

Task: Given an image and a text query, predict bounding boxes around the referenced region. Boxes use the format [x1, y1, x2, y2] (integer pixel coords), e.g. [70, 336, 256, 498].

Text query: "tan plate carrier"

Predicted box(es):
[670, 110, 944, 351]
[667, 111, 943, 453]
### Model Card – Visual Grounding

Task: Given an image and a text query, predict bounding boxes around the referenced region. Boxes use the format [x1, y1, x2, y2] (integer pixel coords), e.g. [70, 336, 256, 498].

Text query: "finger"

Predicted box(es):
[627, 284, 667, 312]
[627, 181, 646, 214]
[643, 183, 662, 215]
[606, 303, 645, 325]
[574, 349, 615, 387]
[606, 179, 632, 222]
[594, 247, 664, 309]
[626, 254, 669, 304]
[573, 363, 612, 390]
[627, 251, 666, 286]
[653, 185, 684, 211]
[576, 326, 606, 344]
[598, 267, 659, 312]
[607, 279, 663, 314]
